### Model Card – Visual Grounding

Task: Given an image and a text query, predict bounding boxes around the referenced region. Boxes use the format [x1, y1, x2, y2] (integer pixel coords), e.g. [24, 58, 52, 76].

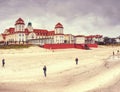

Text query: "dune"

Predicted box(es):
[0, 46, 120, 92]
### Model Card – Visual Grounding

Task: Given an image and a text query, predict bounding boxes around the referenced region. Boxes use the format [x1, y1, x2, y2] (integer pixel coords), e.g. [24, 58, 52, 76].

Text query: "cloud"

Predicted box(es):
[0, 0, 120, 37]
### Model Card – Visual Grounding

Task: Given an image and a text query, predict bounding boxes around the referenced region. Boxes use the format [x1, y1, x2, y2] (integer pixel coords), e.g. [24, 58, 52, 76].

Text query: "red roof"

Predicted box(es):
[7, 28, 15, 34]
[75, 35, 85, 37]
[1, 34, 7, 40]
[47, 31, 55, 36]
[24, 28, 30, 35]
[86, 35, 103, 38]
[2, 27, 55, 36]
[33, 29, 55, 36]
[55, 23, 63, 28]
[33, 29, 48, 36]
[15, 18, 25, 25]
[86, 35, 95, 38]
[33, 29, 48, 33]
[95, 35, 103, 38]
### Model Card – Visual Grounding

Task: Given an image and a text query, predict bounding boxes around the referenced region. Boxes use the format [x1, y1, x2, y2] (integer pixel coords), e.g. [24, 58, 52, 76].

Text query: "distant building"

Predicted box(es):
[0, 18, 103, 46]
[115, 37, 120, 43]
[85, 35, 103, 44]
[75, 35, 85, 44]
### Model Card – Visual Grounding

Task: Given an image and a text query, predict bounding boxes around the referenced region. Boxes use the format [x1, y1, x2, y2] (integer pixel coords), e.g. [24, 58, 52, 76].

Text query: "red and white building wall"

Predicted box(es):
[0, 18, 102, 46]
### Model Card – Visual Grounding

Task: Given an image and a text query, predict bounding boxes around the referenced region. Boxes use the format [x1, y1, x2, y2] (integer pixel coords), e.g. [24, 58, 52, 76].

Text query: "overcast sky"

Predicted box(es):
[0, 0, 120, 37]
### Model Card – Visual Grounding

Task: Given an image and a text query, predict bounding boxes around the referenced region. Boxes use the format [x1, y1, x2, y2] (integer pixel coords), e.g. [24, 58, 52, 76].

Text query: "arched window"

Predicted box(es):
[32, 34, 34, 38]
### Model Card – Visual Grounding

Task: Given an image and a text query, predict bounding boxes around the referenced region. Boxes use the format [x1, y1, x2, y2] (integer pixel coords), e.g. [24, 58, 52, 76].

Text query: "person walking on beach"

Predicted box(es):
[113, 51, 115, 56]
[117, 50, 119, 53]
[117, 50, 120, 58]
[75, 58, 78, 65]
[2, 58, 5, 67]
[43, 65, 47, 77]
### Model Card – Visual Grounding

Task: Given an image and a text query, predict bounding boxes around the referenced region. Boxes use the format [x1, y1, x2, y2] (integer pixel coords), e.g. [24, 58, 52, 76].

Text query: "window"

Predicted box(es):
[32, 34, 34, 38]
[19, 25, 21, 31]
[19, 38, 21, 41]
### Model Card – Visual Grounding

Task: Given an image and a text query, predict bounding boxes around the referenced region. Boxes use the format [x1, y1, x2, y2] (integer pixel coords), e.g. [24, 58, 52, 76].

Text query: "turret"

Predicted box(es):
[27, 22, 33, 32]
[15, 18, 25, 31]
[55, 23, 64, 34]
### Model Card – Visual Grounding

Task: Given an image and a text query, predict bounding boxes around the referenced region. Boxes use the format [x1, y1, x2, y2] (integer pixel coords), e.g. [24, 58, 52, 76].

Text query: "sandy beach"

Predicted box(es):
[0, 46, 120, 92]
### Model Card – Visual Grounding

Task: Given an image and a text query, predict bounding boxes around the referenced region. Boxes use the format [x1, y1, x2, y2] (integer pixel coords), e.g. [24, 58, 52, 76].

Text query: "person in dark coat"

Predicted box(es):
[113, 51, 115, 56]
[117, 50, 120, 58]
[43, 65, 47, 77]
[75, 58, 78, 65]
[117, 50, 119, 55]
[2, 58, 5, 67]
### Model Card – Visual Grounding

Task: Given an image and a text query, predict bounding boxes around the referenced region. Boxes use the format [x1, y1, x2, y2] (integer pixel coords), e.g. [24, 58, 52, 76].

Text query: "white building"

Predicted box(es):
[0, 18, 102, 46]
[0, 18, 69, 45]
[75, 35, 85, 44]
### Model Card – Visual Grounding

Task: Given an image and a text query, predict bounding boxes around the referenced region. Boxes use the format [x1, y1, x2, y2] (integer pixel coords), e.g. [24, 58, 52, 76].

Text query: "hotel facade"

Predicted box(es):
[0, 18, 102, 46]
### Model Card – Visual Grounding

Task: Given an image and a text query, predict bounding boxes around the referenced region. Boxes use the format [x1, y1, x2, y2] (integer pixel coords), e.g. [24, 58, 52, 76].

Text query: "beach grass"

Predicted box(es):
[0, 44, 34, 49]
